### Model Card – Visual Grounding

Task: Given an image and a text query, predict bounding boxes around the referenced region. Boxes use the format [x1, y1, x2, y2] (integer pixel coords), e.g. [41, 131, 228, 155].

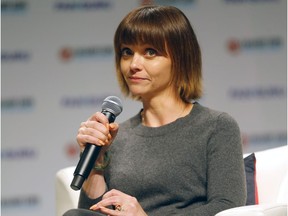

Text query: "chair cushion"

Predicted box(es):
[215, 204, 287, 216]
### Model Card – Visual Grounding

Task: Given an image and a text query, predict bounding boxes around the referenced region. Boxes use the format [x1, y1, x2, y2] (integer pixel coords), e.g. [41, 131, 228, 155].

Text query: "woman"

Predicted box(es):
[64, 5, 246, 216]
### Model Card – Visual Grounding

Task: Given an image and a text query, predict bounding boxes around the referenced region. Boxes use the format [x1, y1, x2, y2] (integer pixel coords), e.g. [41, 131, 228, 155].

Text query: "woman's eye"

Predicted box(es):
[121, 48, 133, 56]
[145, 48, 157, 56]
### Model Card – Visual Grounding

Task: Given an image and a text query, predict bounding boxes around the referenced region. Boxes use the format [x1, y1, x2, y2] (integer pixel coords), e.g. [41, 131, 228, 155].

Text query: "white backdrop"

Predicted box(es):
[1, 0, 287, 216]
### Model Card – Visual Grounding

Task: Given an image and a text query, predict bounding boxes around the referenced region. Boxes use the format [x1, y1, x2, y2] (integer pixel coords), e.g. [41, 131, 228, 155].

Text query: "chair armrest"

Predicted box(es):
[215, 204, 287, 216]
[55, 166, 80, 216]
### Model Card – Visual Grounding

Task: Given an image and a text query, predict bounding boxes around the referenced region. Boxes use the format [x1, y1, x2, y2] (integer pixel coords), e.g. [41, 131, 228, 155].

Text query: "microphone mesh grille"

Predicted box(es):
[101, 96, 123, 116]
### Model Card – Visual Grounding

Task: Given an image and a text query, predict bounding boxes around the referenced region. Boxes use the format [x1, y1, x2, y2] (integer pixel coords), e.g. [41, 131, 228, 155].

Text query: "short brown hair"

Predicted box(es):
[114, 5, 202, 102]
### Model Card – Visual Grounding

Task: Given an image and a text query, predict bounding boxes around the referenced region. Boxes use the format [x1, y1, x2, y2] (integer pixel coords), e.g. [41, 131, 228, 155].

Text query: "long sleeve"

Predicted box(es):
[181, 113, 247, 215]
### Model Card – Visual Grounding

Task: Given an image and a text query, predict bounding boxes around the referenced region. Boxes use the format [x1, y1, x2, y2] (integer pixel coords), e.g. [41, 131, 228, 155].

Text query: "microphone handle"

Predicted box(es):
[70, 144, 101, 190]
[70, 111, 116, 191]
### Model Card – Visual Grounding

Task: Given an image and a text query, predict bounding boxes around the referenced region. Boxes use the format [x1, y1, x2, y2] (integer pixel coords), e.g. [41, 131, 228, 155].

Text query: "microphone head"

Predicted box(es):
[101, 96, 123, 117]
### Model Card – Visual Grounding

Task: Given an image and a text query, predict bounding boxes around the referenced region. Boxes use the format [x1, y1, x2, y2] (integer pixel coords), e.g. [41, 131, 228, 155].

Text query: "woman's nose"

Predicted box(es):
[130, 53, 143, 71]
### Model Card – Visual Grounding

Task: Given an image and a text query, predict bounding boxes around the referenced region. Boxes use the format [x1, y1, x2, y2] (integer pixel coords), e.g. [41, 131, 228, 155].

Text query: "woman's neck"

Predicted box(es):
[141, 98, 193, 127]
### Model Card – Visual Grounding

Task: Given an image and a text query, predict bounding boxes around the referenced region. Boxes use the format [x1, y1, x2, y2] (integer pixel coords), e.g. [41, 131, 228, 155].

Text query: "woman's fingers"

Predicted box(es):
[77, 122, 108, 144]
[76, 112, 119, 153]
[88, 111, 109, 124]
[90, 189, 147, 216]
[76, 113, 112, 148]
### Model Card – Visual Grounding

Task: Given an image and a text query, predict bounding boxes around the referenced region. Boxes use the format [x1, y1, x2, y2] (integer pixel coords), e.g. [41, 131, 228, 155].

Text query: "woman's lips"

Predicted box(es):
[128, 76, 147, 82]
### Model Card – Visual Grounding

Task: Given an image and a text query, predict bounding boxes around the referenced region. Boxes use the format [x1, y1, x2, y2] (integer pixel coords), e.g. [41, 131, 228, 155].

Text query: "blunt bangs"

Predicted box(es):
[115, 14, 168, 56]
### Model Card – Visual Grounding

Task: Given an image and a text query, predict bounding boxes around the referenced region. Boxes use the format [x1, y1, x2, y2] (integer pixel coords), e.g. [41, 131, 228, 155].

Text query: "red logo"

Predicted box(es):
[227, 39, 241, 54]
[59, 47, 73, 61]
[65, 142, 79, 158]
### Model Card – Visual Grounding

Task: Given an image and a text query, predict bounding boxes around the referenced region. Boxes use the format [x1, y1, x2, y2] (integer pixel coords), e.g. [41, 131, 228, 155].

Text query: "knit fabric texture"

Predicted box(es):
[78, 102, 247, 216]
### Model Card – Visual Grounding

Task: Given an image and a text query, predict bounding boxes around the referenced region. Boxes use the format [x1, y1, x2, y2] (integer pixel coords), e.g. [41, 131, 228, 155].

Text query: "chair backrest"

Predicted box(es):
[55, 166, 80, 216]
[254, 145, 288, 204]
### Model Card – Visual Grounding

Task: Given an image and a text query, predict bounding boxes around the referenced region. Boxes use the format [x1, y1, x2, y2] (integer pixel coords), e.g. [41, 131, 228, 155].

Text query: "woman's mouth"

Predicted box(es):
[129, 76, 147, 82]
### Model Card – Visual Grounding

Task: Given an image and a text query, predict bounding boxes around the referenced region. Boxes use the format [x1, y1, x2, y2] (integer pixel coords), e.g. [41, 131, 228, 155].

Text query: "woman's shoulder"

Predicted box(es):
[193, 102, 239, 128]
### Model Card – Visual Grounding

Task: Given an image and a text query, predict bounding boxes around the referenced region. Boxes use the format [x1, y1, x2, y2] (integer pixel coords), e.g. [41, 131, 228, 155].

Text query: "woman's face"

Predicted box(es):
[120, 43, 173, 100]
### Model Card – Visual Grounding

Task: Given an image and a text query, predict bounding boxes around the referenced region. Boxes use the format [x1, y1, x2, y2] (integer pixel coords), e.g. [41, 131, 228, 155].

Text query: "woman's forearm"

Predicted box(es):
[82, 169, 106, 199]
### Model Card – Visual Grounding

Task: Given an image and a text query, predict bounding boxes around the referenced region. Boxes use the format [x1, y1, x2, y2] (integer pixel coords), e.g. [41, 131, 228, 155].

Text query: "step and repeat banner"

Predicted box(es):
[1, 0, 287, 216]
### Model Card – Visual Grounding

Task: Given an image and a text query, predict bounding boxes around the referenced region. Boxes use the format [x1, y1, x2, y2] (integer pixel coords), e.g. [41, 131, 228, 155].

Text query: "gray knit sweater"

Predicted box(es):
[78, 102, 247, 216]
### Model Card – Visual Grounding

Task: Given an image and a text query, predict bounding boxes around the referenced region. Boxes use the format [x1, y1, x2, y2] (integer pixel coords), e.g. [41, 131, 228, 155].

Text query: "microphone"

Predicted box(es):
[70, 96, 123, 191]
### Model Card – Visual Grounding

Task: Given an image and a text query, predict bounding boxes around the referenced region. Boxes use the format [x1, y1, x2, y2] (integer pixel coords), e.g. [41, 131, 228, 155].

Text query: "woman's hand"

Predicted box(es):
[77, 111, 119, 156]
[90, 189, 148, 216]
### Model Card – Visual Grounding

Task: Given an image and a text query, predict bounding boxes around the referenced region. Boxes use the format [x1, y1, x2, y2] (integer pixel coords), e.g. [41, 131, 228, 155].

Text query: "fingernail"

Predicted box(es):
[99, 140, 105, 145]
[90, 204, 98, 210]
[108, 133, 112, 140]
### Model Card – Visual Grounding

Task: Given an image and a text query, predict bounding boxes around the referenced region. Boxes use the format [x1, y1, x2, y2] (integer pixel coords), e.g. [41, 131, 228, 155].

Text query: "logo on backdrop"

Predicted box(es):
[54, 0, 113, 11]
[141, 0, 196, 6]
[59, 46, 113, 62]
[1, 0, 28, 13]
[229, 86, 286, 100]
[1, 50, 31, 62]
[65, 142, 80, 159]
[1, 97, 34, 112]
[227, 37, 283, 54]
[1, 148, 37, 160]
[224, 0, 280, 3]
[1, 195, 40, 210]
[60, 95, 111, 108]
[242, 131, 287, 148]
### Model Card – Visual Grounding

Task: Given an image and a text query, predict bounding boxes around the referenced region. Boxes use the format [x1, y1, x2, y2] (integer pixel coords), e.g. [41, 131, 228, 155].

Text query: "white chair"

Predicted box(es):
[55, 167, 80, 216]
[56, 145, 288, 216]
[215, 204, 287, 216]
[215, 145, 288, 216]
